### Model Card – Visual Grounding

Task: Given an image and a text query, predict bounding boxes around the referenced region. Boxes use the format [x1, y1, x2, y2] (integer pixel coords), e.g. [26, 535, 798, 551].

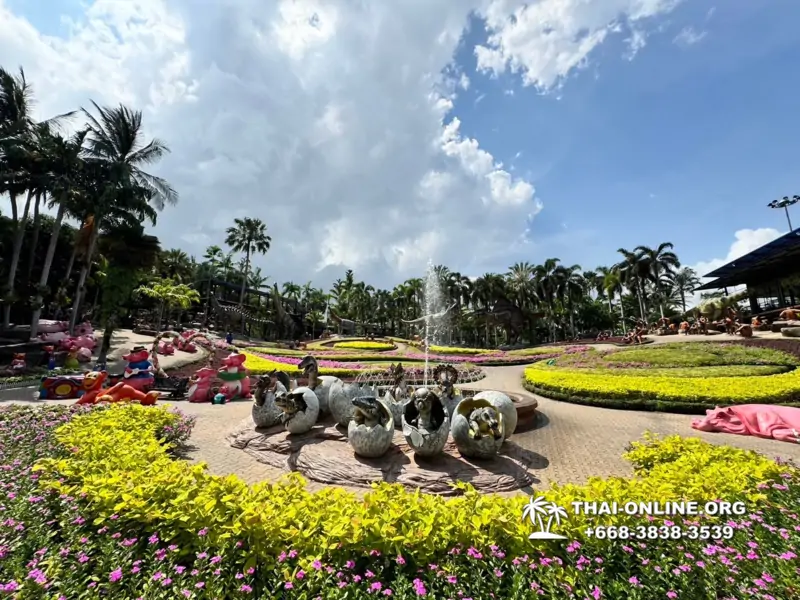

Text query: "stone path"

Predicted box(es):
[4, 331, 800, 496]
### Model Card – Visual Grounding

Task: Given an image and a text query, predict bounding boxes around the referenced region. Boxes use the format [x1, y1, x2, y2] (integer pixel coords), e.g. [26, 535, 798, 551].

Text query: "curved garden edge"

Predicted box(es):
[521, 380, 800, 414]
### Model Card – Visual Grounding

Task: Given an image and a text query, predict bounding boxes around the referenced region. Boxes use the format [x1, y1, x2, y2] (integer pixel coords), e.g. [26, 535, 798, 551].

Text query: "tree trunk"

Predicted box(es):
[24, 193, 42, 285]
[2, 190, 34, 330]
[63, 243, 78, 288]
[620, 301, 627, 334]
[680, 291, 687, 313]
[29, 202, 67, 340]
[239, 250, 251, 335]
[69, 222, 100, 335]
[97, 317, 116, 367]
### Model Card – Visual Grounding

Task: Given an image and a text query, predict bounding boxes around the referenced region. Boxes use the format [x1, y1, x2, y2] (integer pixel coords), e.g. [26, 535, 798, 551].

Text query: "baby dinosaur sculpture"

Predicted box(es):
[252, 370, 291, 428]
[432, 363, 462, 417]
[384, 363, 410, 428]
[468, 406, 504, 441]
[347, 395, 394, 458]
[450, 397, 506, 459]
[401, 386, 450, 457]
[274, 387, 319, 434]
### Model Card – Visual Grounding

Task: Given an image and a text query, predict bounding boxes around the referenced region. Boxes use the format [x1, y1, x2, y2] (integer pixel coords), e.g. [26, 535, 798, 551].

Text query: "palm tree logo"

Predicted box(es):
[522, 496, 568, 540]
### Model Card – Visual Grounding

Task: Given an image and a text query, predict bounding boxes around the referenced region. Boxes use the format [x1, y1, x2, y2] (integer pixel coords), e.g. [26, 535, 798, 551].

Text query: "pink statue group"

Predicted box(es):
[187, 351, 251, 403]
[37, 320, 97, 361]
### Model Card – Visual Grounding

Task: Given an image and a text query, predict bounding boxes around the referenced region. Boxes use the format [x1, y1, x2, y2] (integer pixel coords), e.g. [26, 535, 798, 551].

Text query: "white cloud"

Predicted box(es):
[475, 0, 684, 90]
[673, 26, 707, 47]
[688, 228, 783, 306]
[0, 0, 678, 289]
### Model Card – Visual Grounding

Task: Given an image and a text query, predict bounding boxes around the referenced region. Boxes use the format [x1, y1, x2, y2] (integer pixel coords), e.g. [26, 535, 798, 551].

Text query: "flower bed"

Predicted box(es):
[333, 341, 396, 351]
[524, 343, 800, 412]
[426, 345, 494, 355]
[243, 351, 367, 378]
[5, 405, 799, 598]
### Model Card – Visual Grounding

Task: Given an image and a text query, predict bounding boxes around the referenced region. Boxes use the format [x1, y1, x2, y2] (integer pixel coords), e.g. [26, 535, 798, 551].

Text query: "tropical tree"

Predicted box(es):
[67, 101, 178, 334]
[635, 242, 681, 319]
[672, 267, 701, 312]
[224, 217, 271, 333]
[134, 277, 200, 332]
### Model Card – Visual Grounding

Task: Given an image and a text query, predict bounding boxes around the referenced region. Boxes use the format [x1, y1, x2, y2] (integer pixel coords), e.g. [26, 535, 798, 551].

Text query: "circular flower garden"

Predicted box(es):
[524, 340, 800, 413]
[333, 340, 396, 351]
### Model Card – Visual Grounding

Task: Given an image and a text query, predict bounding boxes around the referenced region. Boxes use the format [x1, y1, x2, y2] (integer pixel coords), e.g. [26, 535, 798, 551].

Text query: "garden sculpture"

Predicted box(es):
[64, 348, 80, 370]
[157, 340, 175, 355]
[299, 354, 362, 423]
[187, 367, 217, 403]
[450, 397, 505, 459]
[274, 387, 319, 434]
[74, 371, 110, 405]
[402, 386, 450, 457]
[94, 382, 160, 405]
[10, 353, 25, 373]
[432, 363, 463, 418]
[692, 404, 800, 444]
[37, 373, 86, 400]
[384, 363, 410, 428]
[347, 395, 394, 458]
[252, 370, 290, 428]
[149, 331, 182, 377]
[473, 390, 517, 439]
[122, 346, 155, 391]
[43, 345, 56, 370]
[217, 351, 251, 400]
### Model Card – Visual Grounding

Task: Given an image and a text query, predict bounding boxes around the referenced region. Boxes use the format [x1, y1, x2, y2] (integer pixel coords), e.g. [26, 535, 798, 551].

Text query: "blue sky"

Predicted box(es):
[2, 0, 799, 291]
[453, 0, 800, 276]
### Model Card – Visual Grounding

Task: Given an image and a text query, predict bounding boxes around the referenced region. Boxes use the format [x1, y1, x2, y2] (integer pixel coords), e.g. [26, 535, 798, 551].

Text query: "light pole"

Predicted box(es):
[768, 195, 800, 232]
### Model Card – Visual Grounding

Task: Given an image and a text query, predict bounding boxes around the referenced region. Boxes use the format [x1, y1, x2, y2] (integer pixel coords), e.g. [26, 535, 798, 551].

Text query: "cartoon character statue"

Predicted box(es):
[217, 351, 251, 401]
[64, 348, 80, 371]
[157, 340, 175, 356]
[43, 345, 56, 371]
[187, 367, 216, 403]
[10, 353, 26, 373]
[122, 346, 155, 391]
[95, 382, 159, 405]
[74, 370, 110, 405]
[76, 347, 92, 363]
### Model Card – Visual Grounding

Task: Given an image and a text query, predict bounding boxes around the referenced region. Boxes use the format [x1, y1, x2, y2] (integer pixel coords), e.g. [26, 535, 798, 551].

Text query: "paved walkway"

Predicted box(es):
[4, 331, 800, 495]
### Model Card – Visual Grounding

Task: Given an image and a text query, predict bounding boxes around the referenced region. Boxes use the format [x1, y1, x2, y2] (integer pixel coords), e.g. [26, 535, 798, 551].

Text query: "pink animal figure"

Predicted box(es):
[692, 404, 800, 444]
[157, 340, 175, 356]
[217, 351, 251, 400]
[187, 367, 216, 403]
[38, 320, 69, 334]
[75, 322, 94, 336]
[74, 335, 96, 350]
[40, 331, 68, 344]
[173, 335, 197, 353]
[122, 346, 155, 391]
[76, 347, 92, 363]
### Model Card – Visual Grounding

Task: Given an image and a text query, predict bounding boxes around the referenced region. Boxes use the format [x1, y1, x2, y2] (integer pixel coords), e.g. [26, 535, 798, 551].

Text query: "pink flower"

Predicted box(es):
[109, 568, 122, 583]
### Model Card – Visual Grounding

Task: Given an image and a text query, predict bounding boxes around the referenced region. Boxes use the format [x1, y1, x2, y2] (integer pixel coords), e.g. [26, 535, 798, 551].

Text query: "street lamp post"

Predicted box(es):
[768, 195, 800, 232]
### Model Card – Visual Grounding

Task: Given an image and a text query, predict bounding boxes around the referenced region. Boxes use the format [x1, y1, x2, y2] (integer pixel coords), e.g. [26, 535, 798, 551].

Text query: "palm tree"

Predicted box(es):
[134, 277, 200, 332]
[68, 101, 178, 334]
[672, 267, 701, 313]
[635, 242, 680, 319]
[224, 217, 271, 333]
[28, 128, 89, 338]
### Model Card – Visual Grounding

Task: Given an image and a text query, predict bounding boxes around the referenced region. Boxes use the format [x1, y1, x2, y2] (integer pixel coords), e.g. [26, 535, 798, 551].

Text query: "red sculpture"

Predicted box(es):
[74, 371, 110, 405]
[187, 367, 216, 403]
[217, 351, 251, 400]
[95, 382, 159, 405]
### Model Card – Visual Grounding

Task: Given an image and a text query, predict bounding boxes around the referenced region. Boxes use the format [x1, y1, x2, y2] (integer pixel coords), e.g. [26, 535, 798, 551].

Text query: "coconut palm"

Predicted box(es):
[224, 217, 271, 333]
[68, 101, 178, 334]
[635, 242, 681, 319]
[672, 267, 701, 312]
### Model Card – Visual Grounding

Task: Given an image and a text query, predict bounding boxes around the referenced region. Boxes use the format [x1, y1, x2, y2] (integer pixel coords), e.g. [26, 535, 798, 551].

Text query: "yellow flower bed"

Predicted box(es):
[427, 345, 493, 355]
[241, 351, 367, 378]
[508, 346, 567, 356]
[35, 405, 789, 564]
[524, 361, 800, 404]
[333, 341, 395, 351]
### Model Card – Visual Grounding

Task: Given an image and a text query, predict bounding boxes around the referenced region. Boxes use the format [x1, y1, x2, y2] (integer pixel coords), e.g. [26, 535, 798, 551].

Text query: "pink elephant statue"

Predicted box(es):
[187, 367, 216, 403]
[157, 341, 175, 356]
[217, 351, 251, 400]
[73, 335, 97, 350]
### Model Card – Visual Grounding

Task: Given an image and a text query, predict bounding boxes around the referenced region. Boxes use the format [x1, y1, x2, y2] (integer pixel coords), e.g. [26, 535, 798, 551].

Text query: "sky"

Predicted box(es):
[1, 0, 799, 295]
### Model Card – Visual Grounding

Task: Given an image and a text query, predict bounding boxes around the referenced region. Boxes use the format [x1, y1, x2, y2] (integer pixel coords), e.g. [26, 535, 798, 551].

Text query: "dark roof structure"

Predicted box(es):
[696, 229, 800, 291]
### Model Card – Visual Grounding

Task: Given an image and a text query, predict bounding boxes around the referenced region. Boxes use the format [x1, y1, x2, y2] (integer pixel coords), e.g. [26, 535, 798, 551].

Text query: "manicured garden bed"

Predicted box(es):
[333, 341, 396, 351]
[524, 342, 800, 412]
[3, 405, 798, 598]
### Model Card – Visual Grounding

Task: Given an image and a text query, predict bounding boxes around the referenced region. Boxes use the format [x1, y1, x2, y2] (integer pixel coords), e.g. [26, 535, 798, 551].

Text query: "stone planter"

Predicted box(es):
[473, 390, 517, 438]
[401, 388, 450, 457]
[347, 398, 394, 458]
[450, 397, 505, 459]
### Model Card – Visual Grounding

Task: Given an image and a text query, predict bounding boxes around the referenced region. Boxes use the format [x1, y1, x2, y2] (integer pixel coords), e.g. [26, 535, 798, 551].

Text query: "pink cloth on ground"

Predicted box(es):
[691, 404, 800, 444]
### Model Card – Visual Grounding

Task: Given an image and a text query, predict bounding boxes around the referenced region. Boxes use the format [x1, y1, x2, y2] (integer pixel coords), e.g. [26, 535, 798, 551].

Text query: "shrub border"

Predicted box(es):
[522, 380, 800, 414]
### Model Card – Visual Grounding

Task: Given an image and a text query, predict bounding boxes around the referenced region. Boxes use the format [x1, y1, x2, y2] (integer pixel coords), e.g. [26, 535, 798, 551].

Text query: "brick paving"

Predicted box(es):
[3, 330, 800, 496]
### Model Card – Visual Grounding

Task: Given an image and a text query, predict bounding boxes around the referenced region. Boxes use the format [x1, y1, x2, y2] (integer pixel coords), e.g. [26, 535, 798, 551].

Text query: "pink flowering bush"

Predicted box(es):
[1, 406, 799, 598]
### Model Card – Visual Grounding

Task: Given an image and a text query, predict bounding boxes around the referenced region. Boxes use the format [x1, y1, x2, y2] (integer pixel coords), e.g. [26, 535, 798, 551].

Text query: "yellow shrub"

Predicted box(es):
[242, 351, 369, 377]
[34, 406, 793, 564]
[333, 341, 395, 351]
[524, 361, 800, 403]
[427, 345, 493, 355]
